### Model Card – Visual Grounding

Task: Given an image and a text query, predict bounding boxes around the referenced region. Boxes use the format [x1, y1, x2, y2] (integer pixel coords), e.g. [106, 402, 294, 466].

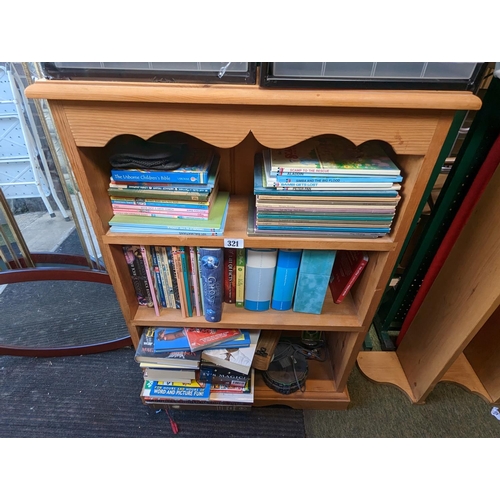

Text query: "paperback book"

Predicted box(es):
[201, 330, 261, 375]
[151, 326, 190, 352]
[183, 327, 242, 352]
[141, 379, 211, 401]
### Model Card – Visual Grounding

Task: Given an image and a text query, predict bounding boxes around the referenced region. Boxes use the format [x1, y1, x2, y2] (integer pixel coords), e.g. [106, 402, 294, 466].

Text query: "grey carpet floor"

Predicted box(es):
[0, 347, 306, 438]
[303, 363, 500, 438]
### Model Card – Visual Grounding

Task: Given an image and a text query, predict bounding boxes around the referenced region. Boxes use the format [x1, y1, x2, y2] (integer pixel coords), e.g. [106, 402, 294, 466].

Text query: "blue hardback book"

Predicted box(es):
[111, 149, 214, 184]
[198, 247, 224, 322]
[244, 249, 278, 311]
[152, 327, 190, 352]
[253, 157, 400, 198]
[293, 250, 337, 314]
[271, 249, 302, 311]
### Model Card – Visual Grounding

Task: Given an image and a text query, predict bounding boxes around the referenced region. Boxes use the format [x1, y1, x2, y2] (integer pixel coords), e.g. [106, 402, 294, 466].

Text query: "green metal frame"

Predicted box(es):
[374, 77, 500, 349]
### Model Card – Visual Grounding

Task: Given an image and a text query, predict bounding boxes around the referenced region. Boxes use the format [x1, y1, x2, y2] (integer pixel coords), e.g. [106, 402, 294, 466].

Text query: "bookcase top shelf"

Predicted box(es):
[102, 196, 397, 251]
[25, 80, 482, 110]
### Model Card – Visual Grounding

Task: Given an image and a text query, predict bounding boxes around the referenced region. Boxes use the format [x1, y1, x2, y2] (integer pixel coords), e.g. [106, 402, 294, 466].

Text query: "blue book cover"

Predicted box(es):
[142, 379, 211, 400]
[110, 154, 220, 190]
[253, 158, 400, 198]
[152, 327, 190, 352]
[198, 247, 224, 322]
[271, 249, 303, 311]
[244, 249, 278, 311]
[293, 250, 337, 314]
[111, 149, 214, 184]
[216, 329, 251, 349]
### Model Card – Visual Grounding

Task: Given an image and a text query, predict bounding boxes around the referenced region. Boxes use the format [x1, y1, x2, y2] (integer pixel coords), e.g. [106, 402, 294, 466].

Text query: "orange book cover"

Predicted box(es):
[183, 327, 241, 352]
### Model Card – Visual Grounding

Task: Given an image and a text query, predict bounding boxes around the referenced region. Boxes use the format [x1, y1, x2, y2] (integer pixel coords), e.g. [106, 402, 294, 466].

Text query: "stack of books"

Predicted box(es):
[137, 326, 261, 409]
[107, 147, 230, 236]
[248, 137, 402, 238]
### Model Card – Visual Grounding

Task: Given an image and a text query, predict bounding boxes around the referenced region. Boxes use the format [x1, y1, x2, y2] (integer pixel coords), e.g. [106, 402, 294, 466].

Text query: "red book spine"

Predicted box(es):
[329, 251, 369, 304]
[224, 248, 237, 303]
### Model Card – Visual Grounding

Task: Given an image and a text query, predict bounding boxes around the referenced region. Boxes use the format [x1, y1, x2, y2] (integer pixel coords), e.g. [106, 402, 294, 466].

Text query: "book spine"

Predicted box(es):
[274, 174, 403, 183]
[122, 245, 154, 308]
[198, 247, 224, 322]
[224, 248, 237, 304]
[244, 249, 278, 311]
[189, 246, 202, 316]
[271, 249, 302, 311]
[150, 246, 167, 308]
[235, 248, 245, 307]
[330, 252, 369, 304]
[293, 250, 337, 314]
[171, 246, 189, 318]
[110, 199, 210, 210]
[111, 169, 207, 184]
[110, 210, 209, 219]
[179, 247, 194, 317]
[158, 246, 173, 308]
[273, 180, 394, 188]
[140, 245, 161, 316]
[197, 248, 205, 313]
[108, 188, 211, 199]
[166, 246, 181, 310]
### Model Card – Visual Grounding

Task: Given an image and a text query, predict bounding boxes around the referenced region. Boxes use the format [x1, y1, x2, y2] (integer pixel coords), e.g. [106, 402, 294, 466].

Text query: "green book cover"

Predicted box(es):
[109, 192, 229, 230]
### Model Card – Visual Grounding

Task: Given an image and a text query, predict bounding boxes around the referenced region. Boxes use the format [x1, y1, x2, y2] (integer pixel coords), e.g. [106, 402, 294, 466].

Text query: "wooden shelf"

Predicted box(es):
[27, 79, 481, 411]
[254, 354, 350, 410]
[103, 196, 397, 251]
[132, 291, 361, 331]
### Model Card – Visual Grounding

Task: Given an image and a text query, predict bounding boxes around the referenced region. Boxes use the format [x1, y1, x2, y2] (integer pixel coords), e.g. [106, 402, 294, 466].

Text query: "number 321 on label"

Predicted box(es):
[224, 238, 244, 249]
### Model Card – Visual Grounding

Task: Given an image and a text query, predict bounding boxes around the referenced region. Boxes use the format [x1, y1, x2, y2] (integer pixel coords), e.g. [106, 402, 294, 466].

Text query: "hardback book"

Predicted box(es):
[157, 246, 175, 308]
[171, 246, 190, 318]
[151, 326, 190, 352]
[235, 248, 245, 307]
[199, 360, 250, 387]
[179, 246, 194, 317]
[216, 329, 251, 349]
[109, 154, 220, 192]
[165, 246, 181, 310]
[293, 250, 337, 314]
[140, 245, 161, 316]
[183, 327, 242, 352]
[141, 379, 211, 401]
[271, 249, 303, 311]
[188, 246, 202, 316]
[244, 249, 278, 311]
[143, 367, 196, 382]
[111, 148, 214, 184]
[198, 247, 224, 322]
[122, 245, 154, 307]
[208, 370, 255, 404]
[224, 247, 237, 303]
[134, 329, 201, 368]
[149, 246, 167, 308]
[201, 330, 261, 375]
[329, 250, 369, 304]
[108, 191, 229, 235]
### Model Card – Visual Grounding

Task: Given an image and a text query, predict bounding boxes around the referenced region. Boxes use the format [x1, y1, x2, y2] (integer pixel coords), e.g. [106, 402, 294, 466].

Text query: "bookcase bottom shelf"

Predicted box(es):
[357, 351, 495, 404]
[254, 356, 350, 410]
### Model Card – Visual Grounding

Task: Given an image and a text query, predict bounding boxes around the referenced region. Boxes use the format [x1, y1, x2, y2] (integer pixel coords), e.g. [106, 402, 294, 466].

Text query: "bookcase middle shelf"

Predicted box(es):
[102, 196, 397, 251]
[131, 291, 361, 331]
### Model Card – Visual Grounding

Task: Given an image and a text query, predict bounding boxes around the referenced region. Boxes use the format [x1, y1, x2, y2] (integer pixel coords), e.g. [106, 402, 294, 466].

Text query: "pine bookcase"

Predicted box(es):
[25, 80, 481, 410]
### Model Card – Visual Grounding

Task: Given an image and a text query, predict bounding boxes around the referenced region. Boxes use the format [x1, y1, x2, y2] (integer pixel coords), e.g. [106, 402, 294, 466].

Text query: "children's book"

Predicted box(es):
[201, 330, 261, 375]
[134, 329, 201, 368]
[141, 379, 211, 401]
[183, 327, 242, 352]
[235, 248, 245, 307]
[198, 247, 224, 322]
[152, 326, 190, 352]
[111, 149, 214, 184]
